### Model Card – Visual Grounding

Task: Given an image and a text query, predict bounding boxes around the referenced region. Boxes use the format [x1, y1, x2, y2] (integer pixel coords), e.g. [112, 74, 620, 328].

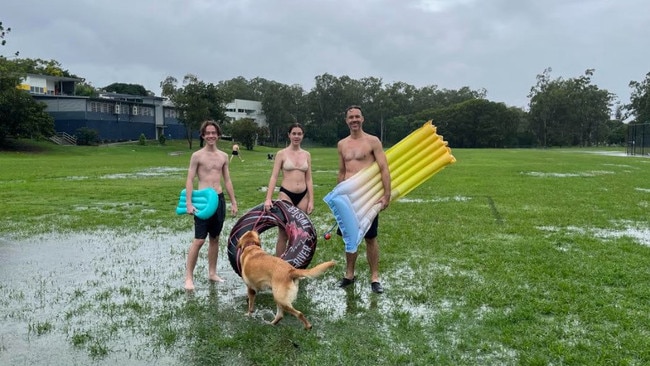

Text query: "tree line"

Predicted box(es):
[163, 70, 646, 150]
[2, 20, 650, 149]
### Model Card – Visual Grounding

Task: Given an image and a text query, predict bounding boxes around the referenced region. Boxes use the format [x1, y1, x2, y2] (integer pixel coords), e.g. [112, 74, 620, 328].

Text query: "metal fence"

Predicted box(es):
[627, 123, 650, 156]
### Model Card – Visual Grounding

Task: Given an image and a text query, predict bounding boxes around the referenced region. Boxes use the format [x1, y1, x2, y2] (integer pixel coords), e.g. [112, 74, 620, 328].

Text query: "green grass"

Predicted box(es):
[1, 139, 650, 365]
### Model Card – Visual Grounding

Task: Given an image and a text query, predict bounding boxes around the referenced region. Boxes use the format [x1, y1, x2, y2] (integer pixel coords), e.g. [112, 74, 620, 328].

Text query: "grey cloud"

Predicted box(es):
[3, 0, 649, 108]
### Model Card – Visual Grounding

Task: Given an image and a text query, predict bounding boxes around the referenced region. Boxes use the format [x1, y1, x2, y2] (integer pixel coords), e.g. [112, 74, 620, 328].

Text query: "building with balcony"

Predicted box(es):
[225, 99, 266, 126]
[19, 74, 266, 143]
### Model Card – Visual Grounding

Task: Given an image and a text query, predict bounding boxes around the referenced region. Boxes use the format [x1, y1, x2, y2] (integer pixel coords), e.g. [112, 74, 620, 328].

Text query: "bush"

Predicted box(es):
[138, 134, 146, 145]
[158, 134, 166, 145]
[75, 127, 100, 146]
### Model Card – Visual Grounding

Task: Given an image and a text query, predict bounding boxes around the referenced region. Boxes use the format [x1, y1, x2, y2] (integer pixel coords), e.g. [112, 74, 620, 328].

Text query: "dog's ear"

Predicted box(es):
[237, 231, 251, 248]
[238, 230, 261, 248]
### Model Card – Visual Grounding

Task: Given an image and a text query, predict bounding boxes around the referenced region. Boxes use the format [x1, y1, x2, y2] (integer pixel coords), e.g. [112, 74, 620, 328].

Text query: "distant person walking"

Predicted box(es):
[230, 143, 244, 162]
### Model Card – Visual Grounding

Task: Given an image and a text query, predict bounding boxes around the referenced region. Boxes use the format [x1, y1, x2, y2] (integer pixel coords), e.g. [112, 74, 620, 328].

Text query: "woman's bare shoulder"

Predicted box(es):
[275, 149, 288, 158]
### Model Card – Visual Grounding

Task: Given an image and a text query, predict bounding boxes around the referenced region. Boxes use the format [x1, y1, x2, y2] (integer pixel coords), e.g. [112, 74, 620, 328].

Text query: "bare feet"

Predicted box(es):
[184, 278, 195, 291]
[209, 275, 225, 283]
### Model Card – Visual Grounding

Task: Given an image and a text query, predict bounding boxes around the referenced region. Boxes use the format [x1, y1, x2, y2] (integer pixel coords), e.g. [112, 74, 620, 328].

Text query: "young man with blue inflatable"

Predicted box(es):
[336, 105, 391, 294]
[183, 120, 238, 291]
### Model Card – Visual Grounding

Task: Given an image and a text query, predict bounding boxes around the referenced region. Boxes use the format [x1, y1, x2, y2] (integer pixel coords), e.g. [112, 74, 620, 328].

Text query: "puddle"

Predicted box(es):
[100, 167, 185, 180]
[258, 186, 279, 193]
[569, 150, 650, 158]
[0, 228, 244, 365]
[259, 185, 322, 193]
[521, 171, 615, 178]
[58, 176, 90, 181]
[398, 196, 471, 203]
[1, 221, 456, 364]
[537, 221, 650, 246]
[312, 170, 338, 174]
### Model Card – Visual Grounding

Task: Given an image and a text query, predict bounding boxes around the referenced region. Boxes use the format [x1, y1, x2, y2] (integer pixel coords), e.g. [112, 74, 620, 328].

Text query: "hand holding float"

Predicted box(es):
[175, 187, 219, 220]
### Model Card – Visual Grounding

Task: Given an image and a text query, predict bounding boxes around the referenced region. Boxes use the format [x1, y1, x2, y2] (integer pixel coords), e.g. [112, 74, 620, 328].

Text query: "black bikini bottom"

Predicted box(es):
[279, 186, 308, 206]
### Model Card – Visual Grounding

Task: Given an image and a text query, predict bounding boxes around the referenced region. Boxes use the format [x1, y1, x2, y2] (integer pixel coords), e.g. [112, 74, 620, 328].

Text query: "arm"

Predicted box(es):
[265, 150, 284, 210]
[372, 137, 391, 210]
[185, 153, 199, 215]
[305, 151, 314, 214]
[336, 141, 346, 184]
[221, 155, 238, 216]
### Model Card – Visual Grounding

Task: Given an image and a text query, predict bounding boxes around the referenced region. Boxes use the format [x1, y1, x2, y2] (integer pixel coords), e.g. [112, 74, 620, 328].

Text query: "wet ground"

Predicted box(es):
[0, 230, 195, 365]
[0, 223, 388, 365]
[2, 187, 649, 364]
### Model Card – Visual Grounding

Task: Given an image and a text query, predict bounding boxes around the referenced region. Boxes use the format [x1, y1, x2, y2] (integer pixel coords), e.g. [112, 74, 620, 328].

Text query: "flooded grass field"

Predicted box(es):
[2, 143, 650, 365]
[1, 229, 189, 364]
[3, 218, 650, 364]
[0, 222, 452, 365]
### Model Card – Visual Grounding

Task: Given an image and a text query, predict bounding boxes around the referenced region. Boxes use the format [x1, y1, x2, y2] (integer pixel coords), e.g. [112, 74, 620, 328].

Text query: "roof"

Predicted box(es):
[26, 73, 83, 82]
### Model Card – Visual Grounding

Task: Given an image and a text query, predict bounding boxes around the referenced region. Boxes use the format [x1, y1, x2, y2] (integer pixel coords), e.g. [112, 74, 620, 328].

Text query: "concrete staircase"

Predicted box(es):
[49, 132, 77, 145]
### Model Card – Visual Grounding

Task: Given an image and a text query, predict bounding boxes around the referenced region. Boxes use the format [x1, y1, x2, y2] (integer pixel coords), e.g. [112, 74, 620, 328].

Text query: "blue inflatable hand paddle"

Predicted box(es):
[175, 188, 219, 220]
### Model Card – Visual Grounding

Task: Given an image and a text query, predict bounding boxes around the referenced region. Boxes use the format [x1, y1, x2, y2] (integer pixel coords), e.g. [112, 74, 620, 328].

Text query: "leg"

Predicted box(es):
[271, 304, 285, 325]
[246, 287, 257, 315]
[366, 237, 380, 283]
[366, 237, 383, 293]
[207, 236, 224, 282]
[184, 238, 205, 290]
[275, 227, 288, 257]
[271, 284, 311, 329]
[277, 304, 311, 330]
[338, 226, 358, 288]
[344, 251, 358, 280]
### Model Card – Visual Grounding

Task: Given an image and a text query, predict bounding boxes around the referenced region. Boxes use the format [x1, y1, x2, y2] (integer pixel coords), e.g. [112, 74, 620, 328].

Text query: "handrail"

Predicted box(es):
[57, 131, 77, 145]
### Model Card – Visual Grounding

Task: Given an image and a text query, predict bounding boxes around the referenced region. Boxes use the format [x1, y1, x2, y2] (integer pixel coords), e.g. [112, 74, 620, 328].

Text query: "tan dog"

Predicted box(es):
[237, 230, 335, 330]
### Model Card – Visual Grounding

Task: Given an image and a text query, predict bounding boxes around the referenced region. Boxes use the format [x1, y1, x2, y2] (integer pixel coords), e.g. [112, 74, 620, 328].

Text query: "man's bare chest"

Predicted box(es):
[343, 143, 372, 162]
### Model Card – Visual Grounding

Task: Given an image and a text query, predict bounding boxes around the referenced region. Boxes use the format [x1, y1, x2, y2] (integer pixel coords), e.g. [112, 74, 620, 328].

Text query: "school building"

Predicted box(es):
[20, 74, 265, 143]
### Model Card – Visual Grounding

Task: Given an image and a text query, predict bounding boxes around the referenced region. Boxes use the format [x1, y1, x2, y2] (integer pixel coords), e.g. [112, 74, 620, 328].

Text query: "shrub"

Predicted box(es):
[75, 127, 100, 146]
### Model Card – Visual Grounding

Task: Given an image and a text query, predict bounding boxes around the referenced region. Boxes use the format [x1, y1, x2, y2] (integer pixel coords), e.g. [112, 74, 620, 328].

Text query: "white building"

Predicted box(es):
[225, 99, 267, 127]
[19, 73, 81, 95]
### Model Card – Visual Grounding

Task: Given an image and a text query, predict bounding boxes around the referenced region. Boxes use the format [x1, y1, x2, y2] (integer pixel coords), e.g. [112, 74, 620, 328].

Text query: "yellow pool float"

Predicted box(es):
[324, 120, 456, 253]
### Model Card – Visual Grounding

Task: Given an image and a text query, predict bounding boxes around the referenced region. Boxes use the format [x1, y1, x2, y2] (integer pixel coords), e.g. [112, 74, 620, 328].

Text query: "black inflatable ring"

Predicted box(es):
[227, 200, 318, 277]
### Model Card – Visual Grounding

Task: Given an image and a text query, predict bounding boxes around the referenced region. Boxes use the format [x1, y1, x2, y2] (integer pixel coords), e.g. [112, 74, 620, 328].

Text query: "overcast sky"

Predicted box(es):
[3, 0, 649, 110]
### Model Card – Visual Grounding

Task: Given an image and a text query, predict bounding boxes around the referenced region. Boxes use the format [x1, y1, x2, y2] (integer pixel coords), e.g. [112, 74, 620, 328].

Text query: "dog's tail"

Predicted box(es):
[290, 260, 336, 280]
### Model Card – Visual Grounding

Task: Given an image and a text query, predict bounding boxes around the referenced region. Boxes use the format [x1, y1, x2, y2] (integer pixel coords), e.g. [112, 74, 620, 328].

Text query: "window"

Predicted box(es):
[165, 109, 179, 118]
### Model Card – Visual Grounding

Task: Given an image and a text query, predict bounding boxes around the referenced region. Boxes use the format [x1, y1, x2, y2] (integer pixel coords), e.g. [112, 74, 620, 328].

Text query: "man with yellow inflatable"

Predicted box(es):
[325, 105, 456, 294]
[335, 105, 392, 294]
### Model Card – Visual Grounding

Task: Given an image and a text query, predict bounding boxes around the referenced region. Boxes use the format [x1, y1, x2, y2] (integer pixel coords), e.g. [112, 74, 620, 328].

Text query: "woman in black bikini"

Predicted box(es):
[264, 123, 314, 256]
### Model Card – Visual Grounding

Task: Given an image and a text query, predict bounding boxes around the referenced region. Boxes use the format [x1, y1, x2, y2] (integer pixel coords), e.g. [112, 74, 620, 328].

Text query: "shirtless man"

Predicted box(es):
[337, 105, 391, 294]
[264, 123, 314, 256]
[184, 120, 238, 290]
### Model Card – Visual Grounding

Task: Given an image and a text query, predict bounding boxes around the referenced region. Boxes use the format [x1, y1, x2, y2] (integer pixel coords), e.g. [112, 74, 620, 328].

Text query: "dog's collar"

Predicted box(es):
[240, 241, 260, 249]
